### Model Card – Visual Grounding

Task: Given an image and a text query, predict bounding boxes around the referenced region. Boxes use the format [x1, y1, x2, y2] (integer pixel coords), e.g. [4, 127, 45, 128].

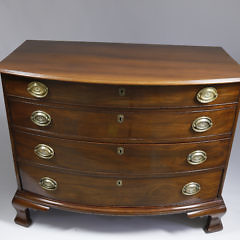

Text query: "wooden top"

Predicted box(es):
[0, 40, 240, 85]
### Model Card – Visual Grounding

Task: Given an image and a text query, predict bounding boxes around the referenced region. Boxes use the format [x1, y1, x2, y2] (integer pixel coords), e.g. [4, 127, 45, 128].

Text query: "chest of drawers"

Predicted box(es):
[0, 41, 240, 233]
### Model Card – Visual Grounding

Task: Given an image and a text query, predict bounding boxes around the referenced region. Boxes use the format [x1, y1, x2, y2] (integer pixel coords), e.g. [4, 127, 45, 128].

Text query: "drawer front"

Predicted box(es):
[9, 100, 236, 142]
[14, 131, 229, 174]
[19, 163, 222, 206]
[3, 75, 240, 108]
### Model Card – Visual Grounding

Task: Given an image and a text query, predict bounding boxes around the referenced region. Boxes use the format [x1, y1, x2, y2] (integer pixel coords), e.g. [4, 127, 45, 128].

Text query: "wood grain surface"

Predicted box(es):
[8, 99, 236, 142]
[0, 41, 240, 85]
[14, 130, 229, 175]
[19, 163, 222, 206]
[1, 41, 239, 232]
[3, 75, 240, 108]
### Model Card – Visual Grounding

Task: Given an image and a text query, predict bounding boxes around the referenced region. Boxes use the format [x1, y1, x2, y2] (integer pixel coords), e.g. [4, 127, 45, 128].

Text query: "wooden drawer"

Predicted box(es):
[9, 99, 236, 142]
[14, 131, 229, 174]
[19, 163, 222, 206]
[3, 75, 240, 108]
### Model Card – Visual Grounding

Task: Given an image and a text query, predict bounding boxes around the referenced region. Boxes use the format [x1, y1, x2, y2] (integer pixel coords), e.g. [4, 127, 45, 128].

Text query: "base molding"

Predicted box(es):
[12, 190, 226, 232]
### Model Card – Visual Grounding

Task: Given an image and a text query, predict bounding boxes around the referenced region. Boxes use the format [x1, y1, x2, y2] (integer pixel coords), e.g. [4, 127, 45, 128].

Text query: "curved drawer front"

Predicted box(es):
[3, 76, 239, 108]
[9, 100, 236, 142]
[19, 163, 222, 206]
[14, 131, 229, 174]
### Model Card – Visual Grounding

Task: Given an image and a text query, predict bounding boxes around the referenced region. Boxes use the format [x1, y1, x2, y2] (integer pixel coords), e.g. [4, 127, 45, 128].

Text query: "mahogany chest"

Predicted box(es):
[0, 40, 240, 233]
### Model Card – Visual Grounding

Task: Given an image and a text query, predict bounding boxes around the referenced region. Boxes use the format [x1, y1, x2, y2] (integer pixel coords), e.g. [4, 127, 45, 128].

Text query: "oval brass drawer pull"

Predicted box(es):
[117, 147, 124, 155]
[39, 177, 57, 191]
[31, 110, 51, 126]
[187, 150, 207, 165]
[182, 182, 201, 196]
[116, 179, 123, 187]
[34, 144, 54, 160]
[192, 116, 212, 133]
[27, 81, 48, 98]
[197, 87, 218, 103]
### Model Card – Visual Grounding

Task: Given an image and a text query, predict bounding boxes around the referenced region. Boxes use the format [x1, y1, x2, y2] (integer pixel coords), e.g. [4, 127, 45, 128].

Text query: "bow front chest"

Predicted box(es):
[1, 40, 240, 233]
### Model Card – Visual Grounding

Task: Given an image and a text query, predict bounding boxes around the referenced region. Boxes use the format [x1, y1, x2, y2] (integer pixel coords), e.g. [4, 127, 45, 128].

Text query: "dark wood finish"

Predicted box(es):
[205, 216, 223, 233]
[14, 130, 229, 175]
[1, 41, 240, 232]
[14, 189, 225, 215]
[19, 162, 222, 206]
[187, 200, 226, 233]
[12, 193, 49, 227]
[8, 99, 236, 142]
[2, 75, 240, 108]
[0, 41, 240, 85]
[12, 187, 226, 232]
[12, 201, 31, 227]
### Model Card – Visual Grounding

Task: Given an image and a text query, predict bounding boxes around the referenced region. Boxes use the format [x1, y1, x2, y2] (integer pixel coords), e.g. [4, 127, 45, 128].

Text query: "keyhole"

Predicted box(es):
[117, 147, 124, 155]
[117, 114, 124, 123]
[118, 88, 126, 96]
[116, 180, 123, 187]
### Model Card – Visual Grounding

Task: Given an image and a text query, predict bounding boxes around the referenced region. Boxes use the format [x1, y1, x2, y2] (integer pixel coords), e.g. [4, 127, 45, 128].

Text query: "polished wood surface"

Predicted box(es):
[19, 163, 222, 206]
[12, 189, 227, 231]
[2, 75, 240, 108]
[0, 41, 240, 85]
[12, 193, 49, 227]
[9, 99, 236, 142]
[12, 198, 32, 227]
[14, 130, 229, 175]
[187, 201, 226, 233]
[1, 41, 240, 233]
[13, 190, 225, 216]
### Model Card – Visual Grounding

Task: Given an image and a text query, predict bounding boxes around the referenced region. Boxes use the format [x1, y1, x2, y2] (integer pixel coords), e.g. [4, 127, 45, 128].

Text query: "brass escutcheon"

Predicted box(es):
[118, 87, 126, 96]
[116, 180, 123, 187]
[117, 114, 124, 123]
[117, 147, 124, 155]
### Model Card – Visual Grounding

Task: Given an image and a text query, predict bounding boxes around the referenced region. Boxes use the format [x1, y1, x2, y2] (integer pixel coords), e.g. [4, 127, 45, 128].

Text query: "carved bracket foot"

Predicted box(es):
[12, 191, 50, 227]
[204, 215, 223, 233]
[187, 199, 226, 233]
[13, 205, 32, 227]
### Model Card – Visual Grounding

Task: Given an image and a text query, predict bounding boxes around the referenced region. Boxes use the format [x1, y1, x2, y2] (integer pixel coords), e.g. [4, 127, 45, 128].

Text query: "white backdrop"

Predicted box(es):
[0, 1, 240, 240]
